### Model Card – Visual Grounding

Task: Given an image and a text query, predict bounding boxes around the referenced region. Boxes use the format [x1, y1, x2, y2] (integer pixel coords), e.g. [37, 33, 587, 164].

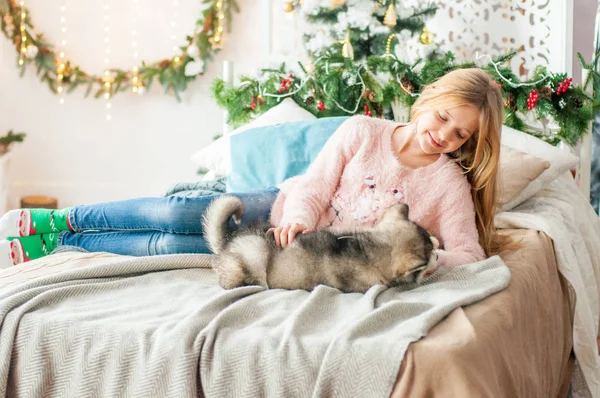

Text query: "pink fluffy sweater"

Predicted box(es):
[269, 115, 486, 268]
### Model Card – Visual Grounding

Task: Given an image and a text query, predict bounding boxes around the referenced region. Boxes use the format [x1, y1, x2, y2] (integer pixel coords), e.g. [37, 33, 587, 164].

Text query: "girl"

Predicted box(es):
[0, 68, 508, 269]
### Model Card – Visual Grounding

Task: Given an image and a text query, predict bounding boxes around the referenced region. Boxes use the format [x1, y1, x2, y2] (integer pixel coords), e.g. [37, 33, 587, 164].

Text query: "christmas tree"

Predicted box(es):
[288, 0, 438, 60]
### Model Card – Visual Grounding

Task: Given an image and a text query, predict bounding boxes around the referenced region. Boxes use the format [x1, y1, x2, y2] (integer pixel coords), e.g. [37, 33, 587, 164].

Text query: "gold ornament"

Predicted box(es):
[383, 3, 397, 28]
[419, 26, 433, 45]
[283, 0, 294, 13]
[329, 0, 346, 7]
[341, 30, 354, 60]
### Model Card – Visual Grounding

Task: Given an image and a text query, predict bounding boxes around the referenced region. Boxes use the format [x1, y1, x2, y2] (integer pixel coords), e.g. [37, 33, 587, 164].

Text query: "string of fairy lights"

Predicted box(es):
[170, 0, 179, 54]
[102, 0, 112, 121]
[210, 0, 224, 50]
[131, 0, 142, 95]
[17, 0, 25, 66]
[57, 0, 66, 104]
[5, 1, 233, 120]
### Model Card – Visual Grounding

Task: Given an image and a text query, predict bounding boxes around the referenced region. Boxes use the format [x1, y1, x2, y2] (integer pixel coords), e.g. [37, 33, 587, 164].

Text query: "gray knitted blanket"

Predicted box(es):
[0, 253, 510, 398]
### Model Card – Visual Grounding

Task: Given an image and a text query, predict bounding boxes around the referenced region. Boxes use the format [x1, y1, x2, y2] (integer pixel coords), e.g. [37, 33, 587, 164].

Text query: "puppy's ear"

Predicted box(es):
[415, 251, 438, 284]
[430, 236, 440, 249]
[396, 203, 409, 219]
[415, 267, 429, 284]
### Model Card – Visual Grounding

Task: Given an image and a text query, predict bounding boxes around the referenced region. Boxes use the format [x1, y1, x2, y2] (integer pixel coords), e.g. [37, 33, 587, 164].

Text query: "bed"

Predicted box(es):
[0, 230, 573, 398]
[0, 170, 598, 397]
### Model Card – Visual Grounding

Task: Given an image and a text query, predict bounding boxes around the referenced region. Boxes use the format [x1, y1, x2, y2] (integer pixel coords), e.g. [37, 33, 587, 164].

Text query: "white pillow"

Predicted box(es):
[499, 124, 579, 211]
[190, 98, 316, 175]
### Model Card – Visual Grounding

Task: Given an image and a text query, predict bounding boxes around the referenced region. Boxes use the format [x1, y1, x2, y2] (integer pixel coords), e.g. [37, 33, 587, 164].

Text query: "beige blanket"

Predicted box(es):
[0, 230, 566, 397]
[392, 229, 573, 398]
[0, 249, 510, 397]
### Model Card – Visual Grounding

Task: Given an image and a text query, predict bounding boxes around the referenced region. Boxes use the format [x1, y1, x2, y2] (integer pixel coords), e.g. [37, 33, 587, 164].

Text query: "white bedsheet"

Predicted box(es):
[496, 172, 600, 398]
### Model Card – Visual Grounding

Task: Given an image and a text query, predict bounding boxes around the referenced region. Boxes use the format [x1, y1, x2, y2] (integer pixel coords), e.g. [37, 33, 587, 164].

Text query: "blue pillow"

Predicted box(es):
[226, 117, 349, 193]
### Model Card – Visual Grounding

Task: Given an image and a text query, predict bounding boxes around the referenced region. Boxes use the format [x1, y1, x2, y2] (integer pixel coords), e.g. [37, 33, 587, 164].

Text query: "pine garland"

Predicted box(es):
[0, 130, 26, 156]
[0, 0, 239, 101]
[212, 51, 594, 146]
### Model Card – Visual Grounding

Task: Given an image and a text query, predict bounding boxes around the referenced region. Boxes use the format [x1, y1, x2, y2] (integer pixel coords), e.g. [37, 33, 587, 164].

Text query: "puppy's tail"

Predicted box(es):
[202, 196, 244, 254]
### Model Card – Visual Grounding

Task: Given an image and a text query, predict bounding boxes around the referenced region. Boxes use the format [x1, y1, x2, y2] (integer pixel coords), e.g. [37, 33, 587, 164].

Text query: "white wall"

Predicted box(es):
[0, 1, 595, 210]
[0, 0, 303, 209]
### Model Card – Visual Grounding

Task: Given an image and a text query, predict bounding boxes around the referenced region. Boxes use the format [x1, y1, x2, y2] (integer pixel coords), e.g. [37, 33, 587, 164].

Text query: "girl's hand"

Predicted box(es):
[267, 223, 314, 248]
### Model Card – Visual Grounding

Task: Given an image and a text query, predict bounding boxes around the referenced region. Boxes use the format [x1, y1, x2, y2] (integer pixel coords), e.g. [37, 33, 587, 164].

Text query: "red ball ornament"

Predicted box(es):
[317, 101, 325, 111]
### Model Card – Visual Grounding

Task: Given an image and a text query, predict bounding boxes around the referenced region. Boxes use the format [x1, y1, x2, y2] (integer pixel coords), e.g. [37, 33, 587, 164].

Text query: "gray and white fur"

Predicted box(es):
[202, 196, 439, 293]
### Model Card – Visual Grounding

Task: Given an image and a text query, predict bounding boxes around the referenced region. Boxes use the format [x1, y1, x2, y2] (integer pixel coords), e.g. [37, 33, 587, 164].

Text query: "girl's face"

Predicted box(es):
[414, 105, 480, 155]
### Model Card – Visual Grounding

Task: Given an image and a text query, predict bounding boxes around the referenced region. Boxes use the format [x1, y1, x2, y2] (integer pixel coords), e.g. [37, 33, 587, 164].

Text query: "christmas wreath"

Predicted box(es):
[0, 0, 239, 101]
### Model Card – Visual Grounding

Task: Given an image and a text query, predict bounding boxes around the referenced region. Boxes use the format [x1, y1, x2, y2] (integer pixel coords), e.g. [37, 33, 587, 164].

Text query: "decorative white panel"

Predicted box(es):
[401, 0, 572, 77]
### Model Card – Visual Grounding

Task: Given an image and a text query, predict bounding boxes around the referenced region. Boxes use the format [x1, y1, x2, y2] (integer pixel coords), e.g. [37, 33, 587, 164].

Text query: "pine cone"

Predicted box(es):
[504, 93, 516, 111]
[573, 98, 583, 108]
[540, 86, 552, 98]
[203, 14, 214, 33]
[400, 77, 414, 94]
[373, 103, 384, 116]
[158, 59, 172, 69]
[361, 90, 374, 101]
[39, 46, 51, 56]
[306, 96, 315, 106]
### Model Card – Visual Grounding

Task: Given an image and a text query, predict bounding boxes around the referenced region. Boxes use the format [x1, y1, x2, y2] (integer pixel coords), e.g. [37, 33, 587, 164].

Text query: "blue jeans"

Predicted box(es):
[57, 188, 279, 256]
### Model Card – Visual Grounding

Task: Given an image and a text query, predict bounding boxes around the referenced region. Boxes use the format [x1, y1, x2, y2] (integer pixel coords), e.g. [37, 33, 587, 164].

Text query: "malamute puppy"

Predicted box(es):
[202, 196, 438, 293]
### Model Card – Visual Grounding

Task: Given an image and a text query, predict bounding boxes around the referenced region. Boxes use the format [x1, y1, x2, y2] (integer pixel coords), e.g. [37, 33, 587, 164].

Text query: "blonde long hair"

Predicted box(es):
[410, 68, 508, 256]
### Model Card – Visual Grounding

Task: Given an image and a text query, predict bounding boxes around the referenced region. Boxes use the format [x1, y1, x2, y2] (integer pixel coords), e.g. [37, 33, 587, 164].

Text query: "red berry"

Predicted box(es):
[364, 105, 369, 111]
